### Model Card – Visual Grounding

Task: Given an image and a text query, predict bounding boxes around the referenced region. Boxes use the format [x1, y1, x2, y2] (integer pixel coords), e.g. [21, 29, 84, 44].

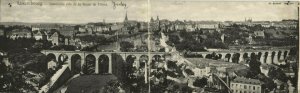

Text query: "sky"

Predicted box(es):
[0, 0, 298, 23]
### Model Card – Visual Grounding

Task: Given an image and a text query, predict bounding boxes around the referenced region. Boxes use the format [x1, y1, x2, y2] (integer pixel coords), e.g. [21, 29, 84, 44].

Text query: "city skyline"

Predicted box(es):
[0, 0, 298, 23]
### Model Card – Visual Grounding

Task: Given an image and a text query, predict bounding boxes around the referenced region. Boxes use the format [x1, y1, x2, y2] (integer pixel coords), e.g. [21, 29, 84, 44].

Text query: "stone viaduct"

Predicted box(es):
[189, 48, 291, 64]
[41, 47, 292, 75]
[41, 50, 165, 75]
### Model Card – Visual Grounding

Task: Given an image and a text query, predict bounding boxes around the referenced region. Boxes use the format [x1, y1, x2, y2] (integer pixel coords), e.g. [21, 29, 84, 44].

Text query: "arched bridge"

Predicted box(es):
[41, 50, 165, 75]
[187, 48, 291, 64]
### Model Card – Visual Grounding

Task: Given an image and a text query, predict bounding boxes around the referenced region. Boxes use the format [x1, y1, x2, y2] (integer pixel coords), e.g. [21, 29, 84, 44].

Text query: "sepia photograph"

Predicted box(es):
[0, 0, 299, 93]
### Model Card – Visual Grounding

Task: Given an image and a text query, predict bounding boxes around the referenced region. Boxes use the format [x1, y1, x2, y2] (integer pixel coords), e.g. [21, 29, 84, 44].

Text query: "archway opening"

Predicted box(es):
[152, 55, 162, 69]
[125, 55, 136, 75]
[258, 52, 263, 63]
[264, 52, 269, 63]
[278, 51, 282, 61]
[283, 51, 288, 59]
[217, 54, 222, 60]
[83, 54, 96, 74]
[271, 52, 276, 64]
[99, 55, 109, 74]
[225, 54, 231, 62]
[258, 52, 262, 59]
[205, 54, 212, 59]
[58, 54, 68, 65]
[232, 53, 240, 63]
[71, 54, 81, 75]
[46, 53, 56, 62]
[46, 53, 57, 70]
[243, 53, 249, 62]
[139, 55, 149, 69]
[250, 53, 256, 60]
[199, 54, 203, 58]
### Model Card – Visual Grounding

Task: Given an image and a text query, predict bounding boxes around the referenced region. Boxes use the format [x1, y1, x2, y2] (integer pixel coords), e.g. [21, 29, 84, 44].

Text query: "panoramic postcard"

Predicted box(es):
[0, 0, 299, 93]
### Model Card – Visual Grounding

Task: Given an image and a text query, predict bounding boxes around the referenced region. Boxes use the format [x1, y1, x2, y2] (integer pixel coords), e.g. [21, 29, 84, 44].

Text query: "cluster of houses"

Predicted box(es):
[0, 14, 297, 48]
[224, 18, 298, 28]
[0, 25, 78, 46]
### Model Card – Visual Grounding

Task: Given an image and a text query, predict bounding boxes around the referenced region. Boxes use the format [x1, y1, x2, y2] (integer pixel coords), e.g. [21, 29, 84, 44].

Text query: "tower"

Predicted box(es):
[150, 17, 154, 22]
[124, 11, 128, 22]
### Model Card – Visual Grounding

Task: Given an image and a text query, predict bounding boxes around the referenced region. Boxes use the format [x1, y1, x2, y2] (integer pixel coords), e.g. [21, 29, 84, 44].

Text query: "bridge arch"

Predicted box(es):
[126, 55, 136, 69]
[71, 54, 81, 74]
[83, 54, 96, 74]
[58, 54, 68, 64]
[198, 54, 203, 58]
[205, 54, 212, 59]
[278, 51, 283, 61]
[225, 53, 231, 62]
[250, 52, 256, 60]
[99, 55, 109, 74]
[258, 52, 264, 63]
[217, 54, 222, 60]
[152, 55, 162, 68]
[46, 53, 57, 62]
[243, 53, 249, 61]
[271, 51, 276, 64]
[139, 55, 149, 69]
[231, 53, 240, 63]
[258, 52, 262, 59]
[283, 51, 288, 59]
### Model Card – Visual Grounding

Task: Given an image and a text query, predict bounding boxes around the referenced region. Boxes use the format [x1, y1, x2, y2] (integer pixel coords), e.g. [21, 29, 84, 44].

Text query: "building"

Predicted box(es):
[59, 26, 76, 37]
[7, 29, 32, 39]
[192, 67, 211, 77]
[185, 23, 196, 32]
[195, 21, 219, 29]
[110, 23, 123, 31]
[33, 30, 48, 40]
[253, 31, 265, 38]
[93, 26, 110, 33]
[48, 32, 63, 46]
[174, 20, 186, 31]
[47, 60, 57, 70]
[230, 77, 263, 93]
[0, 29, 4, 36]
[31, 24, 60, 31]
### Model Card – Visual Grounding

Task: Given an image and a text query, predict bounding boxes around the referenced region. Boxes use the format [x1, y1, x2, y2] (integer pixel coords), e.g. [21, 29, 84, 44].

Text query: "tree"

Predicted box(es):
[268, 67, 288, 83]
[9, 53, 47, 73]
[119, 41, 134, 52]
[168, 34, 180, 45]
[248, 55, 261, 77]
[185, 69, 194, 75]
[102, 80, 122, 93]
[193, 77, 208, 88]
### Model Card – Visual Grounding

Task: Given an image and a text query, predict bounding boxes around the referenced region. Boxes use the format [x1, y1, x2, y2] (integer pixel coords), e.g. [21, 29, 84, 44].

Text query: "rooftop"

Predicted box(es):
[232, 77, 263, 85]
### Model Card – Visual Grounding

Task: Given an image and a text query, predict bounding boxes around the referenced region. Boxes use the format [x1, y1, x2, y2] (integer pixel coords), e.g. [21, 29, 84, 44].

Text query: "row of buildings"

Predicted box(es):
[0, 26, 77, 46]
[186, 58, 297, 93]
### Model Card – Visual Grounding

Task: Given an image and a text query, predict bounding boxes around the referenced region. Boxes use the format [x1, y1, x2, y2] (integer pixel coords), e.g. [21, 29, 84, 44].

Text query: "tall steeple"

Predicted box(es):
[124, 11, 128, 22]
[150, 17, 154, 22]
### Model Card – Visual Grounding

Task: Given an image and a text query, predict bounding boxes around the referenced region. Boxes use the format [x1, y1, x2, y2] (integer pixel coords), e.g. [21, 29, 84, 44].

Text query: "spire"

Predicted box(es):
[156, 16, 159, 21]
[124, 11, 128, 22]
[150, 17, 154, 22]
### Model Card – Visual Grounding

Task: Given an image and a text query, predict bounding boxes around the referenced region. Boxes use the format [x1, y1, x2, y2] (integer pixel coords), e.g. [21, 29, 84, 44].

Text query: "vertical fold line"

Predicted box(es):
[147, 0, 151, 92]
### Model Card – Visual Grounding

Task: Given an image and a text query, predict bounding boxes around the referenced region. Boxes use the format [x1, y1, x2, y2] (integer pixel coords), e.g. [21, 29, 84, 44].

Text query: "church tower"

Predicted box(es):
[124, 11, 128, 22]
